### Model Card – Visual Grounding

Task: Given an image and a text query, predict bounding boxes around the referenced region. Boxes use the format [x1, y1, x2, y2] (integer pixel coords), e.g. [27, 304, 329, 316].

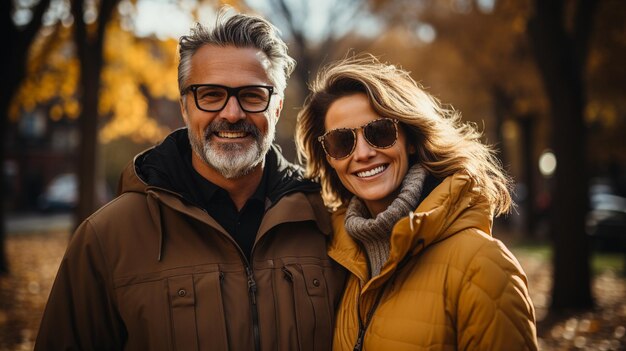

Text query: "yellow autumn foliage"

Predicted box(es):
[586, 101, 619, 127]
[11, 17, 182, 144]
[11, 26, 80, 122]
[50, 104, 64, 121]
[98, 22, 180, 143]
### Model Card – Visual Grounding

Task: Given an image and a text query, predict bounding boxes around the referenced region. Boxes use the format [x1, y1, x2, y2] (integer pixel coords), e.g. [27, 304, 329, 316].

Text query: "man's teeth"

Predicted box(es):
[216, 131, 247, 138]
[356, 165, 386, 178]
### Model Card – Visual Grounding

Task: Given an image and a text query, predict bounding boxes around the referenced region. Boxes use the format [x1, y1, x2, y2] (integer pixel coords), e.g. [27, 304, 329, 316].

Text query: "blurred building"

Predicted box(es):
[5, 108, 78, 212]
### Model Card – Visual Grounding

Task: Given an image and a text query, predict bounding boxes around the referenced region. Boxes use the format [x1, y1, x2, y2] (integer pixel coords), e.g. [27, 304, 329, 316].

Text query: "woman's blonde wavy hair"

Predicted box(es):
[295, 55, 513, 216]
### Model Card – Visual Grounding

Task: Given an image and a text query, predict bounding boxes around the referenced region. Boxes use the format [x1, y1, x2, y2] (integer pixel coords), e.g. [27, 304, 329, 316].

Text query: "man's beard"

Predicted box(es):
[188, 119, 275, 179]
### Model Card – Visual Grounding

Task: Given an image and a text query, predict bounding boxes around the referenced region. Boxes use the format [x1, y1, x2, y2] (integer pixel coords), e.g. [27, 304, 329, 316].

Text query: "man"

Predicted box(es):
[36, 10, 345, 351]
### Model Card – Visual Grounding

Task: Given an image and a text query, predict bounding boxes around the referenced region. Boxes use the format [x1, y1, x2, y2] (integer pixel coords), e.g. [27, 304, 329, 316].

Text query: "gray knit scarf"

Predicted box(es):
[345, 164, 427, 278]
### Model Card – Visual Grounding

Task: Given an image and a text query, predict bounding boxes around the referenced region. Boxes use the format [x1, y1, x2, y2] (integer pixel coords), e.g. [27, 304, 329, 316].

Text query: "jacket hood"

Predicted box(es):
[329, 172, 494, 287]
[118, 128, 320, 205]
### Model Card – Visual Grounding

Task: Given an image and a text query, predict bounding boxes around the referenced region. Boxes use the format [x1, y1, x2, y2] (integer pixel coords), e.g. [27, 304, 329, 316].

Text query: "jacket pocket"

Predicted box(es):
[193, 271, 229, 350]
[167, 271, 229, 351]
[167, 275, 199, 351]
[282, 264, 332, 351]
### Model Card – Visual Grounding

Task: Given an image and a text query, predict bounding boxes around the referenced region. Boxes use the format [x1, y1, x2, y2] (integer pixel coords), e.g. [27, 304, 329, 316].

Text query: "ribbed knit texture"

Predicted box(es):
[345, 164, 427, 278]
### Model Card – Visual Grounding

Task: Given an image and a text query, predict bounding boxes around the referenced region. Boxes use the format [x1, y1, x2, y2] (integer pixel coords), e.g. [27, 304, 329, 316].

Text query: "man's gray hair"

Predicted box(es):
[178, 9, 296, 97]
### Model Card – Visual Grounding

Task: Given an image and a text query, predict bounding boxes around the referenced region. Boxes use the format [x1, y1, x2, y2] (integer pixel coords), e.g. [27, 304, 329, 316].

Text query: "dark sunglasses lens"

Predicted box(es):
[364, 119, 397, 148]
[324, 130, 355, 159]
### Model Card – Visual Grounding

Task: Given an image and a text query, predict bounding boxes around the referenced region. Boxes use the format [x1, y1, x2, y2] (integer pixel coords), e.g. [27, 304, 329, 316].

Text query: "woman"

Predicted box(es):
[295, 56, 538, 351]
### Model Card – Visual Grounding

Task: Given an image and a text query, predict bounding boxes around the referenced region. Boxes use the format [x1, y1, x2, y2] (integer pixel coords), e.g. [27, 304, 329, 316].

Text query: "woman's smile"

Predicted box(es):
[354, 164, 389, 178]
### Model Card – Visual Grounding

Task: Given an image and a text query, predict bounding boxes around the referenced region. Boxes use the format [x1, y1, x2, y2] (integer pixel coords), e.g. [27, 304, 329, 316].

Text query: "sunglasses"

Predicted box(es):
[318, 118, 399, 159]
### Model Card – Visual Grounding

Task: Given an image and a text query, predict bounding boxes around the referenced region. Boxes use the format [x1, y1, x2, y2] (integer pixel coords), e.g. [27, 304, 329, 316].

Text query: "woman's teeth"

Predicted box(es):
[356, 165, 386, 178]
[216, 131, 247, 138]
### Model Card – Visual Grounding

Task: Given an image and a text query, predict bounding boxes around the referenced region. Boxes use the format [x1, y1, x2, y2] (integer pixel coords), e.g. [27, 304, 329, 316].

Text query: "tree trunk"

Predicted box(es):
[74, 55, 100, 224]
[71, 0, 118, 225]
[0, 116, 7, 274]
[0, 0, 51, 274]
[528, 0, 596, 311]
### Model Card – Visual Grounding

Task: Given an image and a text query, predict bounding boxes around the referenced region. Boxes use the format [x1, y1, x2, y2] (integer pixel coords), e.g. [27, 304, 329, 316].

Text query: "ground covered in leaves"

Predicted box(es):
[0, 231, 625, 350]
[516, 248, 626, 351]
[0, 231, 67, 351]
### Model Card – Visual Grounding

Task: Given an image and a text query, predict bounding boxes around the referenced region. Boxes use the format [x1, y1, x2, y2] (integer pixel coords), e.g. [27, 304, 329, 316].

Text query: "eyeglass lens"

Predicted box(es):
[195, 85, 271, 112]
[323, 119, 397, 159]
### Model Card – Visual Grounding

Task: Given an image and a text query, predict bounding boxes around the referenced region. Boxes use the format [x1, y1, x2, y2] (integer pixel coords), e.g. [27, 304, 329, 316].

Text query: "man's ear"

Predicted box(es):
[179, 97, 189, 125]
[275, 98, 283, 120]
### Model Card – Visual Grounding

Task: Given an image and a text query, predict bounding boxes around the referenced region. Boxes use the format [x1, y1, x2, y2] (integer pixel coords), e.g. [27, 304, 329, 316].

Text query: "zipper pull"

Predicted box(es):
[282, 266, 293, 282]
[353, 327, 366, 351]
[246, 267, 257, 305]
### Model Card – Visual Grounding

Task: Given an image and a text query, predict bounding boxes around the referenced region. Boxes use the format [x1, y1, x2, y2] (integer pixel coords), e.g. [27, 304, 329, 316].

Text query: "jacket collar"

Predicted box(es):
[328, 172, 493, 290]
[117, 128, 331, 261]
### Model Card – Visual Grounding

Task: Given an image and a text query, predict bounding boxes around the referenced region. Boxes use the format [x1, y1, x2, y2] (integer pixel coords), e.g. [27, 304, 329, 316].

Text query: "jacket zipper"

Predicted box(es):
[352, 253, 416, 351]
[149, 198, 276, 351]
[191, 208, 262, 351]
[246, 265, 261, 351]
[353, 279, 393, 351]
[194, 209, 262, 351]
[353, 324, 366, 351]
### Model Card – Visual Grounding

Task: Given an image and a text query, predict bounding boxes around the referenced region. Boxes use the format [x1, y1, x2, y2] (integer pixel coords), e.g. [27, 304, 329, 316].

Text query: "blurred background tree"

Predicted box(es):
[1, 0, 52, 274]
[527, 0, 597, 312]
[3, 0, 625, 320]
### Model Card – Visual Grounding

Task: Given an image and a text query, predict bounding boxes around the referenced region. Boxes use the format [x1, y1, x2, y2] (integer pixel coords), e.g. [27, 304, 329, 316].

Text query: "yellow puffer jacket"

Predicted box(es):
[329, 173, 538, 351]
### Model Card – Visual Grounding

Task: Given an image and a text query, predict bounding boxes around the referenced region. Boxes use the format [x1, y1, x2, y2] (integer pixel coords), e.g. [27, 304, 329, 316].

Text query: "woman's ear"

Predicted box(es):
[408, 144, 417, 155]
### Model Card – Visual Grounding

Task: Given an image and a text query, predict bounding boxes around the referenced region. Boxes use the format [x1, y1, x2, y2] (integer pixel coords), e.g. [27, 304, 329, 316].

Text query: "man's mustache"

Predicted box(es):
[204, 120, 261, 140]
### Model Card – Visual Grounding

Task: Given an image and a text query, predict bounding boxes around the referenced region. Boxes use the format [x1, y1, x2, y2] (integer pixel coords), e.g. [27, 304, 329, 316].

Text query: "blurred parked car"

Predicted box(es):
[38, 173, 111, 212]
[586, 178, 626, 253]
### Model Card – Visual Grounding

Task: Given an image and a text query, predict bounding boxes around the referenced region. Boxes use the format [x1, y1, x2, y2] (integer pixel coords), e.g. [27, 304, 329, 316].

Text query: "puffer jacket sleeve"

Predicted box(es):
[455, 237, 538, 351]
[35, 219, 126, 350]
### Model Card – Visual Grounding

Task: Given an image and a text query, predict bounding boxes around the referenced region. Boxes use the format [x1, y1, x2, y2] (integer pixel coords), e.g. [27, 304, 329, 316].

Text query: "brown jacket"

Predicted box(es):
[35, 131, 345, 351]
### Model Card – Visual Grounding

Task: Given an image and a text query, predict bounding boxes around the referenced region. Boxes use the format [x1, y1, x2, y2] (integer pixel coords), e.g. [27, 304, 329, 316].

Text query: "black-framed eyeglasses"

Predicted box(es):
[183, 84, 275, 113]
[318, 118, 399, 160]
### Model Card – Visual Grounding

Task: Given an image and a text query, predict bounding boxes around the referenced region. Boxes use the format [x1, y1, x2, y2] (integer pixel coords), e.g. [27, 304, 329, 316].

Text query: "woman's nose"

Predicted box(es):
[352, 130, 376, 161]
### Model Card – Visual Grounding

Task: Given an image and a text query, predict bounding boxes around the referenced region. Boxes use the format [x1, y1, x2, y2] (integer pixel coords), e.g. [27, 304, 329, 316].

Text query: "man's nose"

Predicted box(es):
[352, 131, 376, 161]
[219, 96, 246, 122]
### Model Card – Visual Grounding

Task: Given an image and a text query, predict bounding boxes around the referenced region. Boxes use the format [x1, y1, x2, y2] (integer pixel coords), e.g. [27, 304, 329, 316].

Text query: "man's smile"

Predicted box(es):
[215, 131, 249, 139]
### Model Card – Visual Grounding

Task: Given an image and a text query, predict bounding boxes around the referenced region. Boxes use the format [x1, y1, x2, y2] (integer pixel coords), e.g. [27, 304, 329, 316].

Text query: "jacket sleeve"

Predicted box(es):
[455, 238, 538, 351]
[35, 219, 126, 350]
